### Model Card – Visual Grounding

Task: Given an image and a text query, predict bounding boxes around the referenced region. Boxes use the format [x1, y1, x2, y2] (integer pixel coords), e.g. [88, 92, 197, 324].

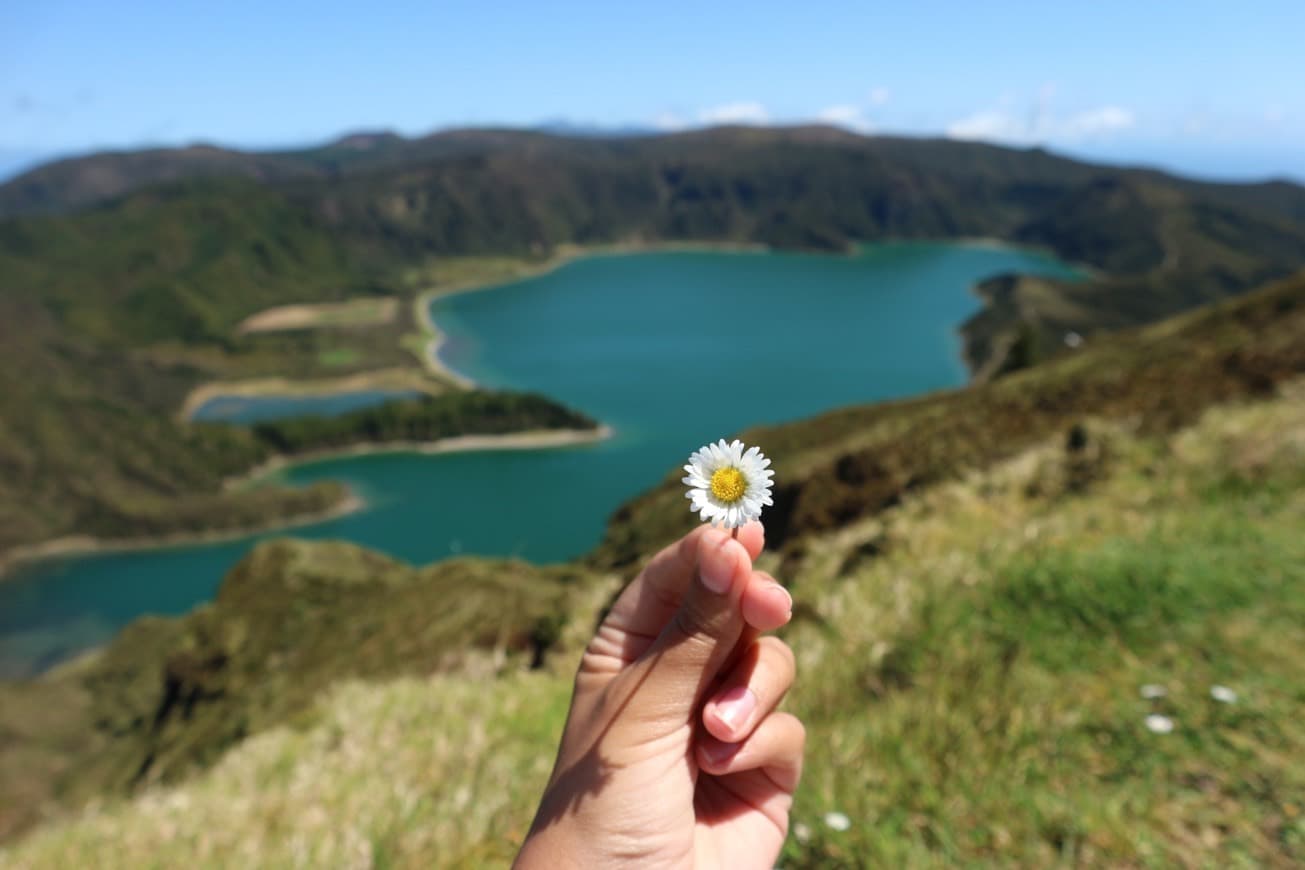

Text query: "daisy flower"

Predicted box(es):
[823, 811, 852, 832]
[683, 439, 774, 529]
[1210, 685, 1238, 704]
[1139, 684, 1167, 700]
[1144, 714, 1175, 734]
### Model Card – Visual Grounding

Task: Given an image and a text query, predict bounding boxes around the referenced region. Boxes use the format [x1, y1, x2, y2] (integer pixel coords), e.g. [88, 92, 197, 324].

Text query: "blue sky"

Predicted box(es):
[3, 0, 1303, 181]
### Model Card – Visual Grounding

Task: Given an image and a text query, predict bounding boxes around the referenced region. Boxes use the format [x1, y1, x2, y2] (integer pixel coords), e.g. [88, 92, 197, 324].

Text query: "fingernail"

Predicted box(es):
[714, 686, 757, 731]
[699, 532, 735, 594]
[768, 584, 793, 616]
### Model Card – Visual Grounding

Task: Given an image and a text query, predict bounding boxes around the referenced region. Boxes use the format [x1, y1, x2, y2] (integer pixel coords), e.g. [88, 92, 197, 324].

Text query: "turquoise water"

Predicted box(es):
[191, 389, 423, 424]
[0, 244, 1078, 677]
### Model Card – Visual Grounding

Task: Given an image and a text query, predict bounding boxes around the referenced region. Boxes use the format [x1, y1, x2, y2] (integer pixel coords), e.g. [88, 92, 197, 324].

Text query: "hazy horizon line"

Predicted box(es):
[2, 121, 1302, 188]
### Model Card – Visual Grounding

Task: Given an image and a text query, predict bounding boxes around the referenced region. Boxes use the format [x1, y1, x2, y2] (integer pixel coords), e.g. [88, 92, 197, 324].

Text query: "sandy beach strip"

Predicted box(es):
[0, 494, 366, 581]
[225, 425, 612, 489]
[236, 297, 399, 334]
[179, 367, 448, 421]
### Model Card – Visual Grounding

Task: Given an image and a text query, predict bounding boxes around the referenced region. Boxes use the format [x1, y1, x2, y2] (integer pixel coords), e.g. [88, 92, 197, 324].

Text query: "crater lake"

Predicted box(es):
[0, 244, 1079, 677]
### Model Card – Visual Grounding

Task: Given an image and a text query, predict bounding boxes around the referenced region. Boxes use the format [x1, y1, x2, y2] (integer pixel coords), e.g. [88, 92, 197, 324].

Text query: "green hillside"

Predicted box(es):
[1, 276, 1301, 865]
[0, 540, 607, 842]
[3, 129, 1305, 561]
[8, 128, 1305, 356]
[0, 182, 595, 560]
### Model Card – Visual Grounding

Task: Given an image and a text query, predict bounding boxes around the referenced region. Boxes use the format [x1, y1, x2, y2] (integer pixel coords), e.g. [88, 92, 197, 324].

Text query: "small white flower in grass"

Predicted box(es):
[823, 811, 851, 832]
[1139, 684, 1167, 700]
[1145, 714, 1175, 734]
[792, 822, 811, 843]
[1211, 685, 1238, 704]
[683, 439, 774, 528]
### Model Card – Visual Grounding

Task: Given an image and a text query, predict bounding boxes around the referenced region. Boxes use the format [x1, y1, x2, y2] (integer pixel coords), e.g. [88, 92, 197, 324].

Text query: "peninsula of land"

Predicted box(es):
[0, 424, 610, 578]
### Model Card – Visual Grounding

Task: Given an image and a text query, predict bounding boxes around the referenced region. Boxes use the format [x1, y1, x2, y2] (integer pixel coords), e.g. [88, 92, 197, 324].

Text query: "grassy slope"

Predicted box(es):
[0, 541, 609, 842]
[4, 376, 1300, 868]
[777, 396, 1305, 867]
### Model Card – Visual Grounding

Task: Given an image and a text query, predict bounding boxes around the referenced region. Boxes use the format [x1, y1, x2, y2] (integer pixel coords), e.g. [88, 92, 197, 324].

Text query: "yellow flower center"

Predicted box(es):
[710, 467, 747, 503]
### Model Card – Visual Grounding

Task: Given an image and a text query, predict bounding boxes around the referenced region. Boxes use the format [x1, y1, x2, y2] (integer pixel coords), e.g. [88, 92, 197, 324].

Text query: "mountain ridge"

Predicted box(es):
[7, 126, 1305, 222]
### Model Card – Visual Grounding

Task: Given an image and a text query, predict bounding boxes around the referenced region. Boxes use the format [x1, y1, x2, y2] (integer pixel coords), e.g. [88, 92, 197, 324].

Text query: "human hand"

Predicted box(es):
[515, 522, 802, 869]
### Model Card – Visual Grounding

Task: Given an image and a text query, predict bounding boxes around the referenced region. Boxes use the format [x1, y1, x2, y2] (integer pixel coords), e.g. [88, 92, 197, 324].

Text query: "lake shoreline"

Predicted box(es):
[0, 425, 611, 581]
[0, 494, 367, 582]
[179, 368, 449, 422]
[956, 243, 1093, 381]
[415, 240, 769, 387]
[225, 425, 613, 488]
[7, 239, 1069, 580]
[418, 237, 1080, 387]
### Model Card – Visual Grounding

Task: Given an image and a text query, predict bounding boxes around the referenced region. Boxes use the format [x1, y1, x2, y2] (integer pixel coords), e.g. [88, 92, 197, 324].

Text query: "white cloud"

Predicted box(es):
[1062, 106, 1134, 137]
[697, 101, 770, 125]
[869, 87, 891, 106]
[945, 111, 1027, 142]
[946, 98, 1135, 145]
[652, 111, 687, 131]
[814, 104, 875, 133]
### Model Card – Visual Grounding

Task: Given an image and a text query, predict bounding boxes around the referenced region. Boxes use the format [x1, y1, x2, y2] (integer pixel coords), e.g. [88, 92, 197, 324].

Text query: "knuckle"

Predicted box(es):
[675, 526, 707, 566]
[759, 636, 797, 681]
[644, 574, 686, 614]
[671, 604, 728, 652]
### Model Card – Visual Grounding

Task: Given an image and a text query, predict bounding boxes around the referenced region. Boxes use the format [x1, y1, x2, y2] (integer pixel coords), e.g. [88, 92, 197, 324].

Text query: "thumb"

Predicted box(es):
[618, 528, 751, 724]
